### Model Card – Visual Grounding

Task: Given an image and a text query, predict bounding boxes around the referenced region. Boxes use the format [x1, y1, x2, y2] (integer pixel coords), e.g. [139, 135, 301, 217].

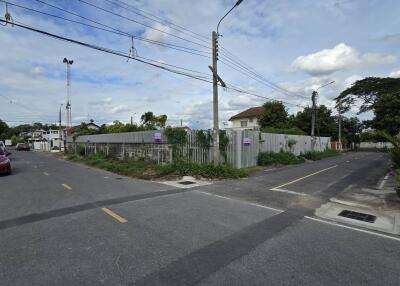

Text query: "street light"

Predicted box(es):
[212, 0, 244, 166]
[63, 58, 73, 136]
[311, 81, 335, 149]
[217, 0, 244, 36]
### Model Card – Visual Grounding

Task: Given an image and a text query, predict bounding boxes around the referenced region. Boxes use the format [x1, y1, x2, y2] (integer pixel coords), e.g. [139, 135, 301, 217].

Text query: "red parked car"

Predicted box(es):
[0, 147, 11, 175]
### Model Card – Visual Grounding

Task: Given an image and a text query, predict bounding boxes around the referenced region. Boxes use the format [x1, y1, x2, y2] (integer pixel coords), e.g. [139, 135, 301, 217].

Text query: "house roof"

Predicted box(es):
[229, 106, 265, 121]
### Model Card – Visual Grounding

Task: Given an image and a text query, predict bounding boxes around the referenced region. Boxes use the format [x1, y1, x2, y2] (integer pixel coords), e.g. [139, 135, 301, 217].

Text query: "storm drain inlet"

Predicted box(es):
[178, 181, 196, 185]
[338, 210, 376, 223]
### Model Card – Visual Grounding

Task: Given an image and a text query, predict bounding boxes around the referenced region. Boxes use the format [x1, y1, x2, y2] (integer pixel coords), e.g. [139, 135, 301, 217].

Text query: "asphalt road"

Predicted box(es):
[0, 150, 399, 285]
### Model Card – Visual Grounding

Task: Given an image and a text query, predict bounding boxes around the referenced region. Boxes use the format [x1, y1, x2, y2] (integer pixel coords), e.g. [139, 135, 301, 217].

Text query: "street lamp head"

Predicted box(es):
[235, 0, 244, 6]
[63, 58, 68, 63]
[69, 60, 73, 65]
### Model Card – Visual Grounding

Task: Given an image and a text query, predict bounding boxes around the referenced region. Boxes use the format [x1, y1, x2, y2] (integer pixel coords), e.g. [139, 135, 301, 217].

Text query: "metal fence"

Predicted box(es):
[67, 130, 331, 168]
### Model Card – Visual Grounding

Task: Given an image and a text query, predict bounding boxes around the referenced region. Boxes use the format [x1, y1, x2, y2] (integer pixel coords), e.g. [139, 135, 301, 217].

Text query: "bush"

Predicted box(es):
[257, 151, 304, 166]
[66, 154, 249, 180]
[157, 159, 249, 179]
[377, 131, 400, 167]
[301, 149, 339, 161]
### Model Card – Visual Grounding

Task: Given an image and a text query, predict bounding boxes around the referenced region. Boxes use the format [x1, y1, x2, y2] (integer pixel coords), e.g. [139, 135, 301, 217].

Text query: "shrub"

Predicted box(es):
[157, 159, 248, 179]
[301, 149, 338, 161]
[257, 151, 304, 166]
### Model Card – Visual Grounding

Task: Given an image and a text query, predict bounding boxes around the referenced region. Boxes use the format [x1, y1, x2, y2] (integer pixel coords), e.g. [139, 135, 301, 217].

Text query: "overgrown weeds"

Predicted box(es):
[65, 154, 249, 180]
[301, 149, 339, 160]
[257, 151, 305, 166]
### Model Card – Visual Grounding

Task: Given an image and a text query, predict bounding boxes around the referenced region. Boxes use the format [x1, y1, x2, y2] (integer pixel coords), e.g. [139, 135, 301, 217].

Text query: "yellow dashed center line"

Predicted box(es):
[62, 183, 72, 190]
[271, 165, 338, 191]
[101, 208, 127, 223]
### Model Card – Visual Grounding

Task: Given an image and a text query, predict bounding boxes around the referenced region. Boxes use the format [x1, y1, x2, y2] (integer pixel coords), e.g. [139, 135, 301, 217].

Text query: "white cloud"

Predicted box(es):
[389, 70, 400, 78]
[30, 66, 46, 76]
[110, 104, 130, 114]
[142, 23, 173, 44]
[290, 43, 396, 75]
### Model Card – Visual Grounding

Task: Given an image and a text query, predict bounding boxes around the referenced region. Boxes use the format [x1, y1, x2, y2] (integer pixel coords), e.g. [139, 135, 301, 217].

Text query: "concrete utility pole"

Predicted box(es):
[211, 31, 220, 165]
[311, 81, 335, 150]
[212, 0, 243, 166]
[59, 104, 63, 151]
[338, 101, 342, 151]
[63, 58, 73, 136]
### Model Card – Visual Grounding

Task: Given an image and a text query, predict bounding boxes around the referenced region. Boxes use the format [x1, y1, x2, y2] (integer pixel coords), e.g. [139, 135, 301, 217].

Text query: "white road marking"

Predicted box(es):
[377, 175, 389, 190]
[43, 172, 49, 176]
[269, 165, 338, 195]
[195, 191, 284, 213]
[305, 216, 400, 242]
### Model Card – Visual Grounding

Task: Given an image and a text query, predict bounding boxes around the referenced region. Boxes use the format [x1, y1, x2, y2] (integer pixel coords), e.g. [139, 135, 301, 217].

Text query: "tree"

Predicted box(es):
[0, 120, 9, 140]
[340, 116, 363, 144]
[258, 101, 288, 129]
[140, 111, 167, 129]
[292, 105, 336, 137]
[336, 77, 400, 135]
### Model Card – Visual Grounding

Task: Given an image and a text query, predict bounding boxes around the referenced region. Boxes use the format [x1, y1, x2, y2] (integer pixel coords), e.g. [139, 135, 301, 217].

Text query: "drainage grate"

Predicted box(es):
[178, 181, 196, 185]
[338, 210, 376, 223]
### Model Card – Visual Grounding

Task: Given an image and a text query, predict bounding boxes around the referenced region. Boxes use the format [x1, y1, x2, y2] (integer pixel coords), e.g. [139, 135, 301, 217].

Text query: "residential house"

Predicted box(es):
[228, 106, 265, 130]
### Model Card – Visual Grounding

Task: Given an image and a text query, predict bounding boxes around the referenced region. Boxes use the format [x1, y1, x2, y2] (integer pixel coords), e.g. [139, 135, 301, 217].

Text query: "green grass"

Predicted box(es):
[65, 154, 249, 180]
[257, 151, 305, 166]
[301, 149, 339, 161]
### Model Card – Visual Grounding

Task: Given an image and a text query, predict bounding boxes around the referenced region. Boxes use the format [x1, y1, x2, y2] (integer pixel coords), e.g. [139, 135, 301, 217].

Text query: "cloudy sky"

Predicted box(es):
[0, 0, 399, 128]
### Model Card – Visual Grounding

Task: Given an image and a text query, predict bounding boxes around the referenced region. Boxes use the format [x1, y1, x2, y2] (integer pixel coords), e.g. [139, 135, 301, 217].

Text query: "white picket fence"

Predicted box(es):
[67, 130, 331, 168]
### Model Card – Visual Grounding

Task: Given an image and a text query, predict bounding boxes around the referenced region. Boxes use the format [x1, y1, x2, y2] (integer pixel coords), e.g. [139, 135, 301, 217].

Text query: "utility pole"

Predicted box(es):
[338, 101, 342, 151]
[311, 81, 335, 151]
[212, 31, 220, 166]
[59, 104, 63, 151]
[63, 58, 73, 136]
[211, 0, 243, 166]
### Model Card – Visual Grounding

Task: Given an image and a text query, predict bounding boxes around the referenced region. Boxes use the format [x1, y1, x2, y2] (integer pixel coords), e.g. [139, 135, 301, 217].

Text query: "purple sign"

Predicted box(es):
[154, 132, 162, 143]
[243, 138, 252, 145]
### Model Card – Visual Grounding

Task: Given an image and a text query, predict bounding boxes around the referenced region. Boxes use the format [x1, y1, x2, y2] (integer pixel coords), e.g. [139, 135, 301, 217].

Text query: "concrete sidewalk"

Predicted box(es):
[316, 172, 400, 234]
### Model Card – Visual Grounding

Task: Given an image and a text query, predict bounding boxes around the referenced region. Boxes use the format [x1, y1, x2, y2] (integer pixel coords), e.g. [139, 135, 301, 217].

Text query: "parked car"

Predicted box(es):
[16, 143, 30, 151]
[0, 146, 11, 157]
[0, 147, 11, 175]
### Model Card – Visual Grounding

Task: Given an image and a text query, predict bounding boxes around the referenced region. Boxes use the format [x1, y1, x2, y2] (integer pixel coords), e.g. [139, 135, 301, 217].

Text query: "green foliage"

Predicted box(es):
[196, 130, 212, 149]
[157, 159, 249, 179]
[359, 130, 387, 142]
[164, 127, 187, 158]
[258, 101, 288, 129]
[261, 127, 307, 135]
[66, 154, 248, 179]
[336, 77, 400, 135]
[291, 105, 336, 137]
[377, 131, 400, 167]
[0, 120, 9, 141]
[301, 149, 339, 161]
[140, 111, 167, 129]
[257, 151, 305, 166]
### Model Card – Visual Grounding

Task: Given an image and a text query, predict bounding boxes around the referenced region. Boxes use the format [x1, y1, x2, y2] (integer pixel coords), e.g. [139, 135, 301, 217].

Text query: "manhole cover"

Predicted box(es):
[178, 181, 196, 185]
[338, 210, 376, 223]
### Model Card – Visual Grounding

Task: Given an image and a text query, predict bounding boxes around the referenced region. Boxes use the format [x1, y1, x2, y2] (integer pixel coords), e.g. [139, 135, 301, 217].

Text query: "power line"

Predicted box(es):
[223, 83, 307, 108]
[3, 0, 211, 58]
[218, 45, 309, 100]
[78, 0, 211, 50]
[0, 19, 213, 83]
[103, 0, 210, 43]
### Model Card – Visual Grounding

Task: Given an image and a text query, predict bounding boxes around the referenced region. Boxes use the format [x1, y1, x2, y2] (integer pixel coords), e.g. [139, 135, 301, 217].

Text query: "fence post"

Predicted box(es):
[94, 143, 97, 155]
